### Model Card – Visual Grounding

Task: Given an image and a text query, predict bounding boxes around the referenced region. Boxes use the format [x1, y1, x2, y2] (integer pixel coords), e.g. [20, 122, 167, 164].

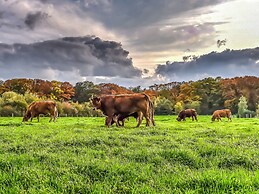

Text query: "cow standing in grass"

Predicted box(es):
[92, 93, 155, 127]
[211, 109, 232, 122]
[23, 101, 58, 122]
[177, 109, 198, 121]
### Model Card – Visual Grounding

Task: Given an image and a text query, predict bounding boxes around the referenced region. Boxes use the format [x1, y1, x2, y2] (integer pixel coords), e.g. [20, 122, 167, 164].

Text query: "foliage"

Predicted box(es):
[73, 81, 100, 103]
[1, 92, 27, 115]
[238, 96, 248, 118]
[154, 96, 174, 115]
[256, 104, 259, 117]
[0, 79, 75, 101]
[174, 101, 183, 114]
[242, 110, 256, 118]
[0, 105, 18, 116]
[0, 76, 259, 115]
[185, 100, 201, 114]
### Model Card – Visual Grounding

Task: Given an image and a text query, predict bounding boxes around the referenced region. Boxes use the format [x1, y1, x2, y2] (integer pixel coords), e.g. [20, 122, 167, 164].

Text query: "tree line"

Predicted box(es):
[0, 76, 258, 117]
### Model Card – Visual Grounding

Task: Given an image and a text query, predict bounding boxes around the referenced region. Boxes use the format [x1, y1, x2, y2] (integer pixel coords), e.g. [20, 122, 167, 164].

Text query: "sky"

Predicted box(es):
[0, 0, 259, 88]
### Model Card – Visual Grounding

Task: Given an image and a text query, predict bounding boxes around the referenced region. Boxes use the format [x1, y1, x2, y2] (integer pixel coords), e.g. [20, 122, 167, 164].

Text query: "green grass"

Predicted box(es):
[0, 116, 258, 193]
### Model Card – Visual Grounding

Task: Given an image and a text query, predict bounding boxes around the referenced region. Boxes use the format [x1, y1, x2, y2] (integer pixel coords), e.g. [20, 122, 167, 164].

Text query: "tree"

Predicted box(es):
[185, 101, 201, 114]
[193, 77, 224, 114]
[129, 85, 142, 93]
[73, 81, 100, 103]
[256, 104, 259, 117]
[238, 96, 248, 118]
[174, 101, 184, 114]
[154, 96, 174, 115]
[1, 91, 28, 116]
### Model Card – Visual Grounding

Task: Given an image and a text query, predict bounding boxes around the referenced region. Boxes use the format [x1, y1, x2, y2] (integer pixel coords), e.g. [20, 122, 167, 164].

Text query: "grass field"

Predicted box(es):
[0, 116, 258, 193]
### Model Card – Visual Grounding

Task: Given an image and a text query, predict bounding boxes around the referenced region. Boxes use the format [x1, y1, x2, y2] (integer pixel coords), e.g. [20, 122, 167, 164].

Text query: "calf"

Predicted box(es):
[177, 109, 198, 121]
[23, 101, 58, 122]
[211, 109, 232, 121]
[108, 112, 141, 127]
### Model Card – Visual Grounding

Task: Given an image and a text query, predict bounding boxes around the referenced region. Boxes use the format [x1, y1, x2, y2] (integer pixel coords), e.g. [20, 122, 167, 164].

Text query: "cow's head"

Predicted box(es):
[211, 116, 215, 122]
[91, 97, 102, 110]
[22, 112, 31, 122]
[176, 117, 181, 121]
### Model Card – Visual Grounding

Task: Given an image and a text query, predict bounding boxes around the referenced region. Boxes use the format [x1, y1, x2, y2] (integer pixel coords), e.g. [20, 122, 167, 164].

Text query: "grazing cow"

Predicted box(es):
[23, 101, 58, 122]
[176, 109, 198, 121]
[211, 109, 232, 121]
[92, 93, 155, 127]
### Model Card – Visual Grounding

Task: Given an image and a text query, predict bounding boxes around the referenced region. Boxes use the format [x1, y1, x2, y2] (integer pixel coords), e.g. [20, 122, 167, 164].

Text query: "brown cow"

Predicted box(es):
[23, 101, 58, 122]
[108, 112, 141, 127]
[211, 109, 232, 121]
[176, 109, 198, 121]
[92, 93, 155, 127]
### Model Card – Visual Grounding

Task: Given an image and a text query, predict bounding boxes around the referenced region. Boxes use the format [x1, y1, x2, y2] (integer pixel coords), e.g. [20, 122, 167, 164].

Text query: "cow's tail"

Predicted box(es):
[143, 93, 155, 126]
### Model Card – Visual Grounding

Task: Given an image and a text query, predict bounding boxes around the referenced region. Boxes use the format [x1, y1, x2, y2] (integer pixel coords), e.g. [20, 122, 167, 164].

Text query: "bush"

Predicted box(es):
[243, 110, 256, 118]
[237, 109, 256, 118]
[155, 97, 174, 115]
[0, 105, 18, 116]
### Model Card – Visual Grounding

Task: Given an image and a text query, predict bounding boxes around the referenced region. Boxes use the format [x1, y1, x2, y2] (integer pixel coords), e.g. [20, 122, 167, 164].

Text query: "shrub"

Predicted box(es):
[0, 105, 18, 116]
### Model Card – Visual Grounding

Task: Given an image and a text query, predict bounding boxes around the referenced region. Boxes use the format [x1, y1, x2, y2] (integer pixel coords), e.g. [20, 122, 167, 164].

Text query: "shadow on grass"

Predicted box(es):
[0, 122, 34, 127]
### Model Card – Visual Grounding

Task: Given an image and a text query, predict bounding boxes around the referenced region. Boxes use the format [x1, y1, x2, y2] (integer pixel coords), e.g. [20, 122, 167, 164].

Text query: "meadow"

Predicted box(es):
[0, 116, 258, 194]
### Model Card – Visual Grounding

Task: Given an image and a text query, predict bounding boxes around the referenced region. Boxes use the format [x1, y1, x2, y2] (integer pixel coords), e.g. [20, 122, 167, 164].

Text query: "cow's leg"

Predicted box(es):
[112, 115, 120, 127]
[106, 114, 113, 127]
[136, 111, 144, 127]
[54, 108, 58, 122]
[143, 110, 151, 127]
[30, 113, 36, 122]
[49, 115, 53, 122]
[37, 116, 40, 122]
[120, 119, 125, 127]
[183, 115, 186, 121]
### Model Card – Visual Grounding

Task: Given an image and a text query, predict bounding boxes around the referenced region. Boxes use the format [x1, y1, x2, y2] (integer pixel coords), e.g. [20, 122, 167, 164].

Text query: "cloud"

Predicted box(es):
[155, 47, 259, 82]
[0, 0, 119, 44]
[0, 36, 142, 83]
[24, 11, 49, 30]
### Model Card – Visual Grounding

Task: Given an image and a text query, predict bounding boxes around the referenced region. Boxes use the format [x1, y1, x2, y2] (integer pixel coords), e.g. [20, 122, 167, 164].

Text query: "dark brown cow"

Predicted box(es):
[108, 112, 140, 127]
[176, 109, 198, 121]
[23, 101, 58, 122]
[92, 93, 155, 127]
[211, 109, 232, 121]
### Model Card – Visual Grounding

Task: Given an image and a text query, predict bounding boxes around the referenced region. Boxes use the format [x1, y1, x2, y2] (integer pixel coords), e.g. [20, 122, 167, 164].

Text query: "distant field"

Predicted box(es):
[0, 116, 258, 193]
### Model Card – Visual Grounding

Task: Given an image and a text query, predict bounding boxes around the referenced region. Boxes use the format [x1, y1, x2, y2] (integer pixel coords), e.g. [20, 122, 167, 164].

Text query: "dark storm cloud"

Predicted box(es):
[155, 47, 259, 81]
[0, 36, 141, 81]
[83, 0, 229, 30]
[129, 22, 221, 51]
[24, 11, 49, 30]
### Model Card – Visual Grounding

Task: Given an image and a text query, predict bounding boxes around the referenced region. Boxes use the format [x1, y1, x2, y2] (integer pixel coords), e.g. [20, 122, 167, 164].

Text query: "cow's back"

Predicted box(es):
[30, 101, 56, 115]
[102, 94, 148, 114]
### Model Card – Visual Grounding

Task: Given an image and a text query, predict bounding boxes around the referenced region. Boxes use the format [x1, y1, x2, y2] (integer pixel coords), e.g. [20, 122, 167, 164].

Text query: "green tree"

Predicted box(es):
[256, 104, 259, 117]
[238, 96, 248, 118]
[154, 97, 174, 115]
[193, 77, 224, 114]
[1, 91, 28, 116]
[185, 101, 201, 114]
[174, 101, 184, 114]
[73, 81, 100, 103]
